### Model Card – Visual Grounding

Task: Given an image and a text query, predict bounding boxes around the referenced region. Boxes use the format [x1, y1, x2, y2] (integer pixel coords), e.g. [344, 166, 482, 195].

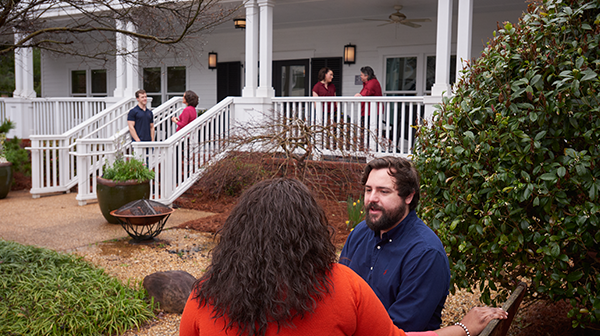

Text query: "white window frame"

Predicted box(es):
[69, 68, 107, 97]
[382, 54, 426, 97]
[142, 65, 187, 107]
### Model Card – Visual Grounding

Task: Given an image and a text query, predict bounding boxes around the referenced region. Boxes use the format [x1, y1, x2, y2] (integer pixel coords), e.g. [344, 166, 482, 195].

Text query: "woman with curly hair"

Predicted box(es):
[180, 178, 506, 336]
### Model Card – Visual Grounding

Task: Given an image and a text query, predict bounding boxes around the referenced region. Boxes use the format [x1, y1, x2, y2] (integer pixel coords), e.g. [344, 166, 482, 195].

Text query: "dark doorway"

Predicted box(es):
[217, 61, 242, 102]
[310, 57, 343, 95]
[272, 59, 310, 97]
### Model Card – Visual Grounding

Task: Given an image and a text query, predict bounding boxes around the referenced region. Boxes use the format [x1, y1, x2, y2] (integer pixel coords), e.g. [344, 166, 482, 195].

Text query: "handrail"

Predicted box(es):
[130, 97, 235, 204]
[73, 96, 190, 205]
[272, 96, 425, 158]
[29, 98, 136, 197]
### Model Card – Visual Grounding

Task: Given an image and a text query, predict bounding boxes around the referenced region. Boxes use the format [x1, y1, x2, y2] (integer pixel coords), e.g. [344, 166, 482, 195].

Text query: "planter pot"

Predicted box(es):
[0, 162, 13, 199]
[96, 177, 151, 224]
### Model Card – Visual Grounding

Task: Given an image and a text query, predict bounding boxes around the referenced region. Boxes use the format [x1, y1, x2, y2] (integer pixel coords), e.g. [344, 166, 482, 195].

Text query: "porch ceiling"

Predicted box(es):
[218, 0, 529, 31]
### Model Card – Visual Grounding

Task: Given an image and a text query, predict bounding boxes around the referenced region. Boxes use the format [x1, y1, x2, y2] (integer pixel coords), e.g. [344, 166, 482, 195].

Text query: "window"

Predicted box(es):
[143, 66, 186, 107]
[385, 57, 417, 95]
[143, 67, 162, 107]
[167, 66, 186, 100]
[425, 55, 457, 92]
[71, 69, 107, 97]
[71, 70, 87, 96]
[91, 70, 107, 96]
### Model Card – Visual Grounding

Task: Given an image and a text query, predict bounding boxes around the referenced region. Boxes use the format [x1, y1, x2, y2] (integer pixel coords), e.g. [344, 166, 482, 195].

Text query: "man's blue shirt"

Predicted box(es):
[339, 210, 450, 332]
[127, 105, 154, 141]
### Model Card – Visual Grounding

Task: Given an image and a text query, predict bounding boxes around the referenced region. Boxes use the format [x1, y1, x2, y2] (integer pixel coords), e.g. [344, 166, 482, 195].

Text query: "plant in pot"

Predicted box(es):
[0, 120, 15, 199]
[97, 151, 155, 224]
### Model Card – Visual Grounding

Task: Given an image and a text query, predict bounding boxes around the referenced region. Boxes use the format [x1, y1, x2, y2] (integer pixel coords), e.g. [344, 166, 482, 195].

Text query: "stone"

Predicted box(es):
[143, 270, 196, 313]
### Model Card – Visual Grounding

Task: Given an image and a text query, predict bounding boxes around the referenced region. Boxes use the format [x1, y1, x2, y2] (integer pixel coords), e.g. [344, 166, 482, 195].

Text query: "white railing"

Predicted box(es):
[0, 99, 6, 123]
[31, 98, 107, 135]
[272, 96, 425, 158]
[29, 98, 136, 197]
[72, 97, 191, 205]
[131, 97, 234, 205]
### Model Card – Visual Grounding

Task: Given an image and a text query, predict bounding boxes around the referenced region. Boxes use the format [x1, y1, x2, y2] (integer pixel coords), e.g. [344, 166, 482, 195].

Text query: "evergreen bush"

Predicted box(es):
[414, 0, 600, 328]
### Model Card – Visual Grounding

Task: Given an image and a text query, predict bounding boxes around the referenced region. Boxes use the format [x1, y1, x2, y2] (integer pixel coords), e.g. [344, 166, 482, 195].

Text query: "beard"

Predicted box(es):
[365, 201, 406, 233]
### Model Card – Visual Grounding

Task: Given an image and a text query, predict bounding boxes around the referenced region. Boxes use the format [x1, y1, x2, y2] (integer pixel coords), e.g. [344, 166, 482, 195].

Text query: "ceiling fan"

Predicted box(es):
[364, 5, 431, 28]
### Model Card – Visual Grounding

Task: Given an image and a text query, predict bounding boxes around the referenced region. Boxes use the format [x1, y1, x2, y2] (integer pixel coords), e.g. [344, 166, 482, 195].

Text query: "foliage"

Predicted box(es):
[413, 0, 600, 328]
[0, 239, 155, 335]
[3, 137, 31, 176]
[0, 120, 15, 162]
[346, 195, 365, 230]
[196, 153, 271, 199]
[102, 156, 155, 183]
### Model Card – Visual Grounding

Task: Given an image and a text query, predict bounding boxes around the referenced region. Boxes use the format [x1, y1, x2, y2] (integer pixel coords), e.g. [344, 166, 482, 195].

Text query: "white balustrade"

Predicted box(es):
[0, 99, 6, 123]
[31, 98, 107, 135]
[131, 97, 234, 205]
[29, 98, 136, 197]
[272, 96, 425, 158]
[72, 97, 193, 205]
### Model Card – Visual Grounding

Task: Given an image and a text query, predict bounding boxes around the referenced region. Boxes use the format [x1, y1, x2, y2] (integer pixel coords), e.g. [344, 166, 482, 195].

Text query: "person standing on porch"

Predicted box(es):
[171, 90, 198, 132]
[127, 89, 155, 142]
[340, 156, 451, 332]
[312, 67, 336, 97]
[354, 66, 382, 99]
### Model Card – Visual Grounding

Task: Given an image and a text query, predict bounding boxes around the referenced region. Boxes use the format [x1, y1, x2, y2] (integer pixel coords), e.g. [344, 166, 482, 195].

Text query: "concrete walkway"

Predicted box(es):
[0, 190, 214, 251]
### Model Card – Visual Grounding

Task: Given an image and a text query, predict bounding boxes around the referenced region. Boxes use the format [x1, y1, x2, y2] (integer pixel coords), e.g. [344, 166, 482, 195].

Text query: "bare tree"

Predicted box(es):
[1, 0, 243, 59]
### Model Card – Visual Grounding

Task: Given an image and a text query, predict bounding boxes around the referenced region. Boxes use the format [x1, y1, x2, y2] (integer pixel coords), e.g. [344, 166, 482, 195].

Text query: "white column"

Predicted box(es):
[242, 0, 259, 97]
[431, 0, 453, 97]
[455, 0, 473, 83]
[256, 0, 274, 98]
[13, 32, 23, 98]
[124, 21, 139, 97]
[13, 31, 36, 98]
[114, 19, 126, 97]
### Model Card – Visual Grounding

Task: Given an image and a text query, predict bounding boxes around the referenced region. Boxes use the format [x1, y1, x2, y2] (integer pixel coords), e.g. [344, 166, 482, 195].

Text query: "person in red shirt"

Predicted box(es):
[312, 67, 336, 97]
[180, 178, 507, 336]
[171, 90, 198, 132]
[355, 66, 382, 117]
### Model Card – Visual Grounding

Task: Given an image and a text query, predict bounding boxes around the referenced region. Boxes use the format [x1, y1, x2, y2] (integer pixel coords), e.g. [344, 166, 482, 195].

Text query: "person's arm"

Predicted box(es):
[387, 250, 450, 331]
[313, 91, 319, 97]
[127, 120, 140, 142]
[150, 123, 155, 141]
[425, 307, 508, 336]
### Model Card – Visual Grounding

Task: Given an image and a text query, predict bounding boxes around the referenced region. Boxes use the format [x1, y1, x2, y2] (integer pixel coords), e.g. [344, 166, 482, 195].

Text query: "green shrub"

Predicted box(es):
[0, 239, 154, 335]
[4, 136, 31, 176]
[414, 0, 600, 328]
[346, 195, 365, 230]
[102, 156, 155, 183]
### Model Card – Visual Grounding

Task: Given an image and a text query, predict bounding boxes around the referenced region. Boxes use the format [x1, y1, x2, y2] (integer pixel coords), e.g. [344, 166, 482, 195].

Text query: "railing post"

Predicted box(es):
[30, 137, 41, 198]
[75, 139, 90, 206]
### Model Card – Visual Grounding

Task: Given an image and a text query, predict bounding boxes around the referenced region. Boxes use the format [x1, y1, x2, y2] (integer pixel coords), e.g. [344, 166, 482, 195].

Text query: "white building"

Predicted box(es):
[3, 0, 529, 203]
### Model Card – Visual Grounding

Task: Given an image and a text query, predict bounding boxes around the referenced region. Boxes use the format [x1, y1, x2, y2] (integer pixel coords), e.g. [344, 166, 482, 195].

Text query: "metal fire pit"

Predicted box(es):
[110, 199, 174, 241]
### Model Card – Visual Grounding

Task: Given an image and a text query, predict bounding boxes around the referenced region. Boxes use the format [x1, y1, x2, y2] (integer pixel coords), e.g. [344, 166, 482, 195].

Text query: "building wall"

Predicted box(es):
[40, 7, 525, 108]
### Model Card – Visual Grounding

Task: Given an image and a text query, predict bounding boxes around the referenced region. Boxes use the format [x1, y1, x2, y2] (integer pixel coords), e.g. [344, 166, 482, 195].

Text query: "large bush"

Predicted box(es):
[414, 0, 600, 328]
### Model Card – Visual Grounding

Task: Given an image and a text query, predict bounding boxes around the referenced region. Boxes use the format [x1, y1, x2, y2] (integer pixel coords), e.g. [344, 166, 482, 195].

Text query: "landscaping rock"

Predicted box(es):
[143, 270, 196, 313]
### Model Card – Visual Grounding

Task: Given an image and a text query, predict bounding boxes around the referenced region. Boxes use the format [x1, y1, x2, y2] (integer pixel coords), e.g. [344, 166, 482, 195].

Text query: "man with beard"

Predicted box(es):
[339, 156, 450, 332]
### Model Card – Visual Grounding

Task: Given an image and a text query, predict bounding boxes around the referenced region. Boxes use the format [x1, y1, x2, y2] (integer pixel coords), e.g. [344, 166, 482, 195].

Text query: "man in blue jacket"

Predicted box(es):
[340, 156, 450, 332]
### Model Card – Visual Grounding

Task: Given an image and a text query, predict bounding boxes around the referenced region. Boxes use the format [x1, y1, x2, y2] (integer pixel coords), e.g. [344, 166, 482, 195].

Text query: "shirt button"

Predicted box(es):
[389, 239, 392, 243]
[377, 246, 381, 249]
[370, 267, 373, 270]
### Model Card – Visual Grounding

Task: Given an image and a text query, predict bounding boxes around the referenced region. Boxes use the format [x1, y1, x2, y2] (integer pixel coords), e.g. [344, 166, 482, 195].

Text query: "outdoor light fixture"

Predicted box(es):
[234, 17, 246, 29]
[344, 44, 356, 64]
[208, 52, 218, 70]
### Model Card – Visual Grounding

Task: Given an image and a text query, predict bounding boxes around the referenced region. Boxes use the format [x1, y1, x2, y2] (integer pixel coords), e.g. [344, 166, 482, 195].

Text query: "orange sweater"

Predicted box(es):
[180, 264, 438, 336]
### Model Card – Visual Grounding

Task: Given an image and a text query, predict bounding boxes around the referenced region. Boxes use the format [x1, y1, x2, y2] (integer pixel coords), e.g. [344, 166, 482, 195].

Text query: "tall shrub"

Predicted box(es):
[414, 0, 600, 328]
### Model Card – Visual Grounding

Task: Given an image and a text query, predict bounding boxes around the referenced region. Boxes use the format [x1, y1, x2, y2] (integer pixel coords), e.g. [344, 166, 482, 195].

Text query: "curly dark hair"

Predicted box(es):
[183, 90, 199, 107]
[192, 178, 337, 336]
[361, 156, 420, 211]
